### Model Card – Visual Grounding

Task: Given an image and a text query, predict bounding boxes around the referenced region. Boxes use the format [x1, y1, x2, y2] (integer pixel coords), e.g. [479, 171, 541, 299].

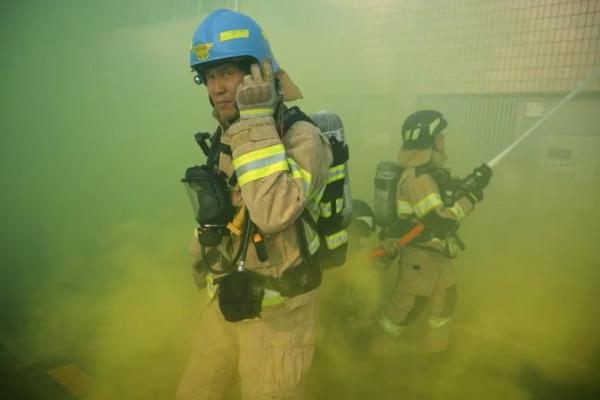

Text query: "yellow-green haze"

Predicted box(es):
[1, 1, 599, 399]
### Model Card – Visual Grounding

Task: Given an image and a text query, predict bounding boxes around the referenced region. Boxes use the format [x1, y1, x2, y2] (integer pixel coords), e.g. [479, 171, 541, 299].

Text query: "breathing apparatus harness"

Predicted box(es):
[182, 104, 349, 321]
[373, 160, 479, 258]
[279, 108, 351, 269]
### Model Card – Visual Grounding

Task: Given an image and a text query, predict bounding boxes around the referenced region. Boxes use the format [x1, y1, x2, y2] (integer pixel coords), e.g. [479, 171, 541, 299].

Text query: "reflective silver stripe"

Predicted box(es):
[377, 312, 405, 337]
[429, 316, 452, 329]
[234, 152, 287, 177]
[233, 144, 289, 186]
[233, 144, 285, 168]
[325, 229, 348, 250]
[413, 192, 443, 218]
[396, 200, 413, 217]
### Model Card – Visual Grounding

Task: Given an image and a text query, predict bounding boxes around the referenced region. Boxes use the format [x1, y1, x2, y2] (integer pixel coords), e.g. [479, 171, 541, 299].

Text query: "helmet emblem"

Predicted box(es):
[194, 43, 213, 60]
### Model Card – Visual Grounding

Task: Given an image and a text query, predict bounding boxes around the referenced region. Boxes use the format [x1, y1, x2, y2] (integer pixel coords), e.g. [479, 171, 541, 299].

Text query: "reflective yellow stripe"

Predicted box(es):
[262, 288, 285, 307]
[206, 274, 218, 299]
[210, 280, 286, 307]
[239, 108, 273, 117]
[413, 192, 443, 218]
[233, 144, 285, 169]
[309, 186, 326, 217]
[396, 200, 413, 217]
[306, 199, 321, 221]
[325, 229, 348, 250]
[219, 29, 249, 42]
[237, 160, 289, 186]
[308, 230, 320, 254]
[233, 145, 289, 186]
[234, 153, 286, 178]
[319, 202, 332, 218]
[447, 201, 465, 221]
[287, 158, 312, 191]
[327, 164, 345, 183]
[335, 197, 344, 213]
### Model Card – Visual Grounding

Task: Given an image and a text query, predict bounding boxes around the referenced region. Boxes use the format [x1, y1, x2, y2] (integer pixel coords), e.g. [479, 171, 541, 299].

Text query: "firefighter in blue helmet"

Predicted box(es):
[177, 9, 333, 400]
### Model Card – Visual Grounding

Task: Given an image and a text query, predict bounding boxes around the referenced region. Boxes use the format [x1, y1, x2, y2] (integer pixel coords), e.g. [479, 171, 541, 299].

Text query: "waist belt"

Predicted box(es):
[208, 260, 322, 302]
[262, 260, 323, 298]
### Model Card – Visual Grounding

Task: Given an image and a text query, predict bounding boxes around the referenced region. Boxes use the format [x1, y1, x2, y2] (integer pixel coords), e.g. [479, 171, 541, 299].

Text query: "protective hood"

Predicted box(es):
[397, 146, 432, 168]
[277, 69, 302, 101]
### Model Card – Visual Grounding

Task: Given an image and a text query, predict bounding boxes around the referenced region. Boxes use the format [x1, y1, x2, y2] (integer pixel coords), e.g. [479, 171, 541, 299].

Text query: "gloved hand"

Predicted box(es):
[381, 238, 400, 258]
[372, 238, 400, 270]
[472, 163, 492, 189]
[236, 60, 279, 119]
[462, 163, 491, 205]
[466, 186, 484, 205]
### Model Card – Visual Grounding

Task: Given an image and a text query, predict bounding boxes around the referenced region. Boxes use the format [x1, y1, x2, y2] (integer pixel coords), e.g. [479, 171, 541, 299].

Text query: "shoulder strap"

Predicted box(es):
[205, 127, 222, 169]
[415, 163, 434, 178]
[279, 106, 315, 136]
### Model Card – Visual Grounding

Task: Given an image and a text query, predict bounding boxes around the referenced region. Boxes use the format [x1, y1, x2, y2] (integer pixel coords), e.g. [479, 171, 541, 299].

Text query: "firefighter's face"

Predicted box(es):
[205, 62, 245, 123]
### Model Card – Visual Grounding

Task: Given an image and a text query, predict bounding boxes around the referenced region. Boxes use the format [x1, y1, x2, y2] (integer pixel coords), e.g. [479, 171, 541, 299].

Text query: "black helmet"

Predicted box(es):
[401, 110, 447, 150]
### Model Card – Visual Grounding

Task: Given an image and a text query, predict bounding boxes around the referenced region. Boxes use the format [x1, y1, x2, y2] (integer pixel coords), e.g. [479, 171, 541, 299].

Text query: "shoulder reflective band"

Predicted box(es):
[233, 144, 288, 186]
[413, 192, 443, 218]
[447, 201, 466, 221]
[287, 157, 312, 192]
[327, 164, 345, 183]
[396, 200, 413, 217]
[325, 229, 348, 250]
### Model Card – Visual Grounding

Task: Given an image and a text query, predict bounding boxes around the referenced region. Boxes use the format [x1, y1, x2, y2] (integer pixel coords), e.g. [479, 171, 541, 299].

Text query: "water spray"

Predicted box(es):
[487, 63, 600, 169]
[370, 63, 600, 259]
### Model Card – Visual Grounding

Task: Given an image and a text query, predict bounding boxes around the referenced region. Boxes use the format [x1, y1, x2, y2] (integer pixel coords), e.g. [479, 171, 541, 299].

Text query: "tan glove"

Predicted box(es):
[236, 60, 279, 119]
[373, 238, 399, 270]
[381, 238, 400, 258]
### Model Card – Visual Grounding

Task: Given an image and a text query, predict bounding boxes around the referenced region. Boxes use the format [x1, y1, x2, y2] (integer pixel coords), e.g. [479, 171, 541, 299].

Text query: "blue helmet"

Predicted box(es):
[190, 9, 279, 83]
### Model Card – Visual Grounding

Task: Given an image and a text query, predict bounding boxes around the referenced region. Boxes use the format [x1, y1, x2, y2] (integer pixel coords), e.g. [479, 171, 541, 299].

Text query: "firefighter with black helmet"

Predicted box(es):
[370, 110, 491, 355]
